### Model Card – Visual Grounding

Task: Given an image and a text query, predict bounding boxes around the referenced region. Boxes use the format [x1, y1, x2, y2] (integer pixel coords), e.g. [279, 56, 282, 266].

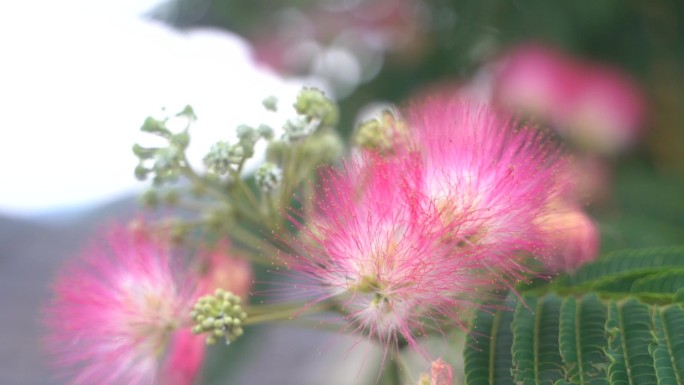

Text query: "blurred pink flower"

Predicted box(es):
[559, 67, 646, 154]
[44, 225, 195, 385]
[537, 203, 599, 273]
[430, 358, 454, 385]
[494, 44, 646, 154]
[197, 244, 253, 301]
[495, 44, 578, 120]
[161, 329, 206, 385]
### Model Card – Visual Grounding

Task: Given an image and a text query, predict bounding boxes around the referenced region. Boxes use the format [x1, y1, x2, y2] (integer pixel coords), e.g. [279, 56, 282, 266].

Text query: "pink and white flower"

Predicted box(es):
[290, 154, 487, 351]
[44, 225, 195, 385]
[408, 99, 565, 277]
[288, 99, 569, 352]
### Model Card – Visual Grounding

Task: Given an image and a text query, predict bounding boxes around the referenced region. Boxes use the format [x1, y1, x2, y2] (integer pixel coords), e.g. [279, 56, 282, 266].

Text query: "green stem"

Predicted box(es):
[380, 354, 403, 385]
[243, 300, 335, 326]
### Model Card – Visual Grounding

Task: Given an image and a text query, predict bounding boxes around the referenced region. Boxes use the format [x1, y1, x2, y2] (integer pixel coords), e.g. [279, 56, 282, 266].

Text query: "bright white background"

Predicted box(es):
[0, 0, 312, 218]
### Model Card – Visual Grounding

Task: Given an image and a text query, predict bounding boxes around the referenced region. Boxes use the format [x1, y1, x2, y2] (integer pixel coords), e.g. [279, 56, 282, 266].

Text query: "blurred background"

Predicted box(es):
[1, 0, 683, 384]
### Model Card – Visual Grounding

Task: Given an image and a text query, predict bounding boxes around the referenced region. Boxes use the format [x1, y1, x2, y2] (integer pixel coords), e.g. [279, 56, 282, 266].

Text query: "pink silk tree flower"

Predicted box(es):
[494, 44, 579, 121]
[289, 154, 489, 352]
[559, 67, 646, 154]
[407, 99, 565, 277]
[44, 225, 195, 385]
[494, 44, 646, 155]
[536, 204, 600, 273]
[160, 328, 206, 385]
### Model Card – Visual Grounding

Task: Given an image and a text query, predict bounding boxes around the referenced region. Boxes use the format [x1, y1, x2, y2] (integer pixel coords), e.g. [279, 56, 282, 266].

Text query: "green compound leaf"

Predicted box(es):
[631, 270, 684, 296]
[511, 294, 564, 385]
[650, 305, 684, 385]
[605, 300, 657, 385]
[464, 295, 517, 385]
[465, 292, 682, 385]
[558, 295, 609, 385]
[562, 247, 684, 287]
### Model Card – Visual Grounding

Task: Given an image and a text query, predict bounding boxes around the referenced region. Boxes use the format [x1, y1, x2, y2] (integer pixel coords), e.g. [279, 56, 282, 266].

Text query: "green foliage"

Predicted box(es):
[512, 294, 564, 385]
[651, 306, 684, 385]
[464, 295, 517, 385]
[464, 247, 684, 385]
[558, 295, 609, 385]
[605, 300, 657, 385]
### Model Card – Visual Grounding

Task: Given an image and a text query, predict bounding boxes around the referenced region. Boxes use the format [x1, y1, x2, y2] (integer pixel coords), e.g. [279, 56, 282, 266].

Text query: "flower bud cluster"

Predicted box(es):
[355, 109, 409, 153]
[133, 106, 196, 186]
[190, 289, 247, 345]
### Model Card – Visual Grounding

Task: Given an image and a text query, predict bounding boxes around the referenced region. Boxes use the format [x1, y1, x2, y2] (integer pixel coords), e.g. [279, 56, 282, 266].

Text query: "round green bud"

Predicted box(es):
[255, 162, 282, 192]
[189, 289, 248, 346]
[262, 95, 278, 112]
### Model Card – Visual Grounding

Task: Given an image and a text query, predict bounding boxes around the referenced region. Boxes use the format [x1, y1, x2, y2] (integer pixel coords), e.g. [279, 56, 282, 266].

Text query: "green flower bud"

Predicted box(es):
[132, 144, 157, 160]
[176, 104, 197, 121]
[140, 116, 170, 136]
[170, 131, 190, 149]
[257, 124, 274, 140]
[255, 162, 282, 192]
[354, 109, 408, 154]
[302, 130, 344, 164]
[152, 147, 181, 184]
[262, 95, 278, 112]
[190, 289, 248, 345]
[283, 116, 315, 142]
[293, 88, 339, 128]
[203, 141, 232, 175]
[134, 164, 150, 181]
[236, 125, 257, 142]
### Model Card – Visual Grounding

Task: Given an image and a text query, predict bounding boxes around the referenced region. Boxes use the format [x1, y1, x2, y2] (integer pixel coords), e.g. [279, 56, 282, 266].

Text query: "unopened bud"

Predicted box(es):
[190, 289, 248, 345]
[262, 96, 278, 112]
[283, 116, 316, 142]
[257, 124, 274, 140]
[204, 141, 232, 175]
[294, 88, 339, 128]
[255, 162, 282, 192]
[140, 116, 170, 137]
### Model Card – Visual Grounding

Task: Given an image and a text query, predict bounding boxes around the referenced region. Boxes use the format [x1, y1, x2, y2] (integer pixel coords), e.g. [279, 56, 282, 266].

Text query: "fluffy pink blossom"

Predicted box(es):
[289, 99, 570, 354]
[44, 225, 195, 385]
[408, 99, 565, 277]
[290, 154, 488, 351]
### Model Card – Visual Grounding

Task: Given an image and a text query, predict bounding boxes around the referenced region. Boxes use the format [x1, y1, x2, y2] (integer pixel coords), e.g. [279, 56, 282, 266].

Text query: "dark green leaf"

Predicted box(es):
[558, 294, 609, 385]
[650, 305, 684, 385]
[605, 300, 657, 385]
[562, 247, 684, 287]
[464, 295, 517, 385]
[512, 294, 564, 385]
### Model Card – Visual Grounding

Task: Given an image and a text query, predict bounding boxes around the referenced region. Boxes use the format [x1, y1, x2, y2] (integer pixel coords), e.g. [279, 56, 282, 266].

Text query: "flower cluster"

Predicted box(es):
[288, 99, 577, 351]
[44, 227, 194, 385]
